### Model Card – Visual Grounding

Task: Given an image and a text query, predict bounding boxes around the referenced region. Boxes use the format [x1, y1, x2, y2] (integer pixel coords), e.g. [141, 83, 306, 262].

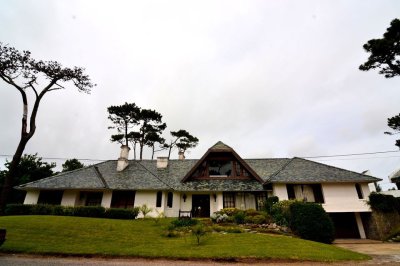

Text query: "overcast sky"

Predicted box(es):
[1, 0, 400, 189]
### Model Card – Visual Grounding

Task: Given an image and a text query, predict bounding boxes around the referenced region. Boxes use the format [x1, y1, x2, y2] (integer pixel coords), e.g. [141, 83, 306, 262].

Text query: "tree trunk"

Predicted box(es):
[0, 136, 30, 214]
[151, 145, 155, 160]
[139, 143, 144, 160]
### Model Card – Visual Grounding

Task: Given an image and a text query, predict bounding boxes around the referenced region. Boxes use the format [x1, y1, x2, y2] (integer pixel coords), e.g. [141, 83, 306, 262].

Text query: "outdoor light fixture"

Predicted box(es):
[213, 194, 217, 202]
[183, 194, 187, 202]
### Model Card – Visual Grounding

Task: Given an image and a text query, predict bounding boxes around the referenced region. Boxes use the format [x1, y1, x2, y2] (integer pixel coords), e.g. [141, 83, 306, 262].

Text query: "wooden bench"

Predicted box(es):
[179, 210, 192, 220]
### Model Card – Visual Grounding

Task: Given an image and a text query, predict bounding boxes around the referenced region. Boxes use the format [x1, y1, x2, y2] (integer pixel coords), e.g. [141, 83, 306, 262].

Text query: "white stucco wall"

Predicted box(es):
[273, 184, 289, 200]
[24, 190, 39, 204]
[135, 191, 164, 218]
[321, 183, 371, 212]
[61, 190, 78, 206]
[164, 192, 180, 217]
[101, 191, 112, 208]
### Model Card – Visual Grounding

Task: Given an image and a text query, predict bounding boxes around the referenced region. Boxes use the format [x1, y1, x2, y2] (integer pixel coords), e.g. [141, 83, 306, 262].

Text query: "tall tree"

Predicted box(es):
[0, 154, 56, 203]
[359, 18, 400, 77]
[146, 130, 166, 160]
[137, 109, 166, 160]
[164, 130, 199, 159]
[385, 114, 400, 148]
[0, 43, 94, 213]
[62, 158, 85, 172]
[107, 102, 140, 147]
[359, 19, 400, 148]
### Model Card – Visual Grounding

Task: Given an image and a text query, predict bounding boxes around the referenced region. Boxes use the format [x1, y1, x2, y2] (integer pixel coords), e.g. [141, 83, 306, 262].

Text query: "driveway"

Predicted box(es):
[334, 239, 400, 265]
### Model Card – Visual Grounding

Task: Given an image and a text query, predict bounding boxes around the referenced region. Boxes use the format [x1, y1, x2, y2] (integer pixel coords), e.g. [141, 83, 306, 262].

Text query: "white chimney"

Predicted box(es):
[178, 151, 185, 160]
[117, 145, 130, 172]
[157, 157, 168, 169]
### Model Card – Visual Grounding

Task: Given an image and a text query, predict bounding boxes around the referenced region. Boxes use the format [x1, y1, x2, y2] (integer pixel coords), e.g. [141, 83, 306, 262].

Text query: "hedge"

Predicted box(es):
[368, 192, 400, 213]
[289, 202, 334, 244]
[4, 204, 140, 219]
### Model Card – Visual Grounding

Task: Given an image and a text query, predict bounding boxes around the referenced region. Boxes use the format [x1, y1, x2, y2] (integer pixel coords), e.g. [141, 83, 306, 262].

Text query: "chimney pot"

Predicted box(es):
[178, 151, 185, 160]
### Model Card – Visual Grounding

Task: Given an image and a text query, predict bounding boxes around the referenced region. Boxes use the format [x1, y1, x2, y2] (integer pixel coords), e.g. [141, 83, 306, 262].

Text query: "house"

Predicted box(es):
[18, 141, 381, 239]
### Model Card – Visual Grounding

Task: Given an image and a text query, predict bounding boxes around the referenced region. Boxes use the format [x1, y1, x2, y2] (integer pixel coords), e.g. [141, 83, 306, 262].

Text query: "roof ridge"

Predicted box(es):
[264, 158, 294, 183]
[136, 161, 175, 190]
[94, 166, 109, 188]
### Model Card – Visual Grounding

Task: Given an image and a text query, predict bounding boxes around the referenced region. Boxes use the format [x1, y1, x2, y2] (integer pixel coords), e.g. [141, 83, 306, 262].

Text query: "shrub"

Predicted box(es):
[368, 192, 400, 213]
[233, 211, 246, 224]
[264, 196, 279, 213]
[289, 202, 334, 244]
[104, 207, 139, 219]
[219, 208, 240, 216]
[74, 206, 105, 217]
[5, 204, 35, 215]
[270, 200, 297, 226]
[170, 218, 198, 228]
[140, 204, 153, 218]
[226, 227, 243, 233]
[210, 212, 229, 223]
[52, 206, 75, 216]
[192, 224, 206, 245]
[244, 209, 260, 217]
[32, 204, 54, 215]
[252, 214, 267, 224]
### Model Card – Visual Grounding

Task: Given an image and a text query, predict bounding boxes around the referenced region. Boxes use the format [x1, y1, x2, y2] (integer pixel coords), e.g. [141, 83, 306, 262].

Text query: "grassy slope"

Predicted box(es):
[0, 216, 368, 261]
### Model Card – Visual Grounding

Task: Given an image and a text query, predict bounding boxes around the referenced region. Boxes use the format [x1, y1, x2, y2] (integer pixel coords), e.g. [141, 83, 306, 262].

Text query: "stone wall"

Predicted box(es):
[365, 211, 400, 240]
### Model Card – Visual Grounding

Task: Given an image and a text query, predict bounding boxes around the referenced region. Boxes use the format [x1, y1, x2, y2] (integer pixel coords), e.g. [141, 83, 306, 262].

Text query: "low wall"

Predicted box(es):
[366, 211, 400, 240]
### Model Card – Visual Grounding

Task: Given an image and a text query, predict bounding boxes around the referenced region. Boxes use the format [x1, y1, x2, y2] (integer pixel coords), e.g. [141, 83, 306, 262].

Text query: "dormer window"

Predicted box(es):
[182, 141, 264, 183]
[189, 158, 252, 179]
[209, 160, 232, 176]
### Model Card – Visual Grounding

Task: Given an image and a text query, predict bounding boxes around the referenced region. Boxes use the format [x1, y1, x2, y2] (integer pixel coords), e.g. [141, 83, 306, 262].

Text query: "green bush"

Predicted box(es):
[192, 224, 207, 245]
[74, 206, 105, 217]
[368, 192, 400, 213]
[5, 204, 35, 215]
[33, 204, 54, 215]
[170, 218, 199, 228]
[4, 204, 142, 220]
[244, 209, 260, 217]
[233, 211, 246, 224]
[289, 202, 334, 244]
[219, 208, 240, 216]
[270, 200, 297, 226]
[264, 196, 279, 213]
[104, 207, 140, 219]
[252, 214, 266, 224]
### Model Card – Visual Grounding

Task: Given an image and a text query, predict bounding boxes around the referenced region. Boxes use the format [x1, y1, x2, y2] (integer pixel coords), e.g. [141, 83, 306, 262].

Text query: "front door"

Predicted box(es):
[192, 194, 210, 217]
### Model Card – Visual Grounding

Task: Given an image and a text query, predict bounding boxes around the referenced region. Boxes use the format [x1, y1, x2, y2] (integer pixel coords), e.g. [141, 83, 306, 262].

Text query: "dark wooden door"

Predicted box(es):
[192, 194, 210, 217]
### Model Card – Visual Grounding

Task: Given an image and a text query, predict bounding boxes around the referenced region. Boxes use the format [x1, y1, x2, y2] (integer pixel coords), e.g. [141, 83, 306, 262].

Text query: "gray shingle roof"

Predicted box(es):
[18, 156, 381, 191]
[268, 157, 380, 183]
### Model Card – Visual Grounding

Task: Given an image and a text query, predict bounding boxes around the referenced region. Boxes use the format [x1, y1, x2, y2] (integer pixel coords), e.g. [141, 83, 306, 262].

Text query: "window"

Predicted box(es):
[286, 184, 324, 203]
[111, 191, 135, 209]
[37, 190, 63, 205]
[255, 192, 268, 211]
[209, 160, 232, 176]
[167, 192, 173, 208]
[223, 192, 235, 208]
[156, 191, 162, 207]
[355, 183, 364, 199]
[81, 192, 103, 206]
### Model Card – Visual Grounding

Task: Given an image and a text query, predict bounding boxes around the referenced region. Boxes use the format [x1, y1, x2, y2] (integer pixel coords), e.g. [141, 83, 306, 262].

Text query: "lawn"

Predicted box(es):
[0, 215, 369, 261]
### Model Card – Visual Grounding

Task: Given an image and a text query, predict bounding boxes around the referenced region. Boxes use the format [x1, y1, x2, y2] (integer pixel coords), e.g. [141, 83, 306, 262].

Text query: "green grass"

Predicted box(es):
[0, 215, 369, 261]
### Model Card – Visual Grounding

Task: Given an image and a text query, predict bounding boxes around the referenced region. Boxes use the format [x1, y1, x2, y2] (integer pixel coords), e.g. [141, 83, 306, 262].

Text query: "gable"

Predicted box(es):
[182, 141, 264, 183]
